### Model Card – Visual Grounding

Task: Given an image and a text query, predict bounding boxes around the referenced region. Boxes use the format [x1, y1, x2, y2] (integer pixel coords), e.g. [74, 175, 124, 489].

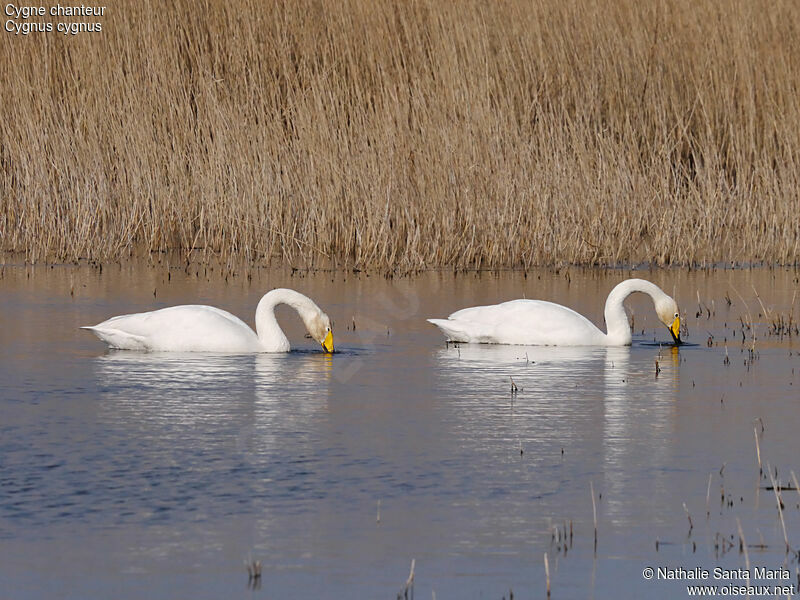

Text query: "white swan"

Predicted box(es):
[427, 278, 680, 346]
[82, 288, 334, 353]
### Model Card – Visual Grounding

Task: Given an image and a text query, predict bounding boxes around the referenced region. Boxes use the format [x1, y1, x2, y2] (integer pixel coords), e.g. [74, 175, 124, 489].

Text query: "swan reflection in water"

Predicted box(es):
[431, 343, 634, 403]
[430, 342, 680, 523]
[91, 351, 333, 465]
[92, 350, 332, 395]
[83, 350, 336, 555]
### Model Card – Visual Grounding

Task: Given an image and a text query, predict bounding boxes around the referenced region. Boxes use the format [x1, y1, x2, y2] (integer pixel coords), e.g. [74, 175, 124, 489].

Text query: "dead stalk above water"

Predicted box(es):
[736, 518, 751, 571]
[767, 463, 791, 553]
[544, 553, 551, 599]
[589, 481, 597, 552]
[403, 559, 415, 600]
[2, 0, 800, 272]
[791, 471, 800, 502]
[683, 502, 693, 534]
[245, 557, 262, 589]
[754, 427, 762, 474]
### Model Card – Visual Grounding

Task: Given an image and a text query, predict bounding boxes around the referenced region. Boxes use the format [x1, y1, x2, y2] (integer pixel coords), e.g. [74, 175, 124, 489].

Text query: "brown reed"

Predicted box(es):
[2, 0, 800, 272]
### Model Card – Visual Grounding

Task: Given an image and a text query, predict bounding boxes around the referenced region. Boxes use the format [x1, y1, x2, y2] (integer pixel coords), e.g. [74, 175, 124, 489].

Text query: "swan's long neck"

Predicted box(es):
[254, 289, 322, 351]
[603, 279, 669, 345]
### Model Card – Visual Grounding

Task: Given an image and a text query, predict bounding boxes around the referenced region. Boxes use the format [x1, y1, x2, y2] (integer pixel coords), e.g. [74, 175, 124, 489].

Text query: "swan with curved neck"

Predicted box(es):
[82, 288, 334, 353]
[427, 278, 681, 346]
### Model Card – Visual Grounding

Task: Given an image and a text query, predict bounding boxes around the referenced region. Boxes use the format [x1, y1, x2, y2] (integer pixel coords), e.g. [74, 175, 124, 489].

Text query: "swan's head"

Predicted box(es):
[306, 311, 334, 353]
[655, 297, 681, 345]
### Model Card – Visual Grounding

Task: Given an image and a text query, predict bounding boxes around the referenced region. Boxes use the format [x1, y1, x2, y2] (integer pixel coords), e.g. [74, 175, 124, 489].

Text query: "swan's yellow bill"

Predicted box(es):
[669, 315, 681, 344]
[322, 330, 334, 353]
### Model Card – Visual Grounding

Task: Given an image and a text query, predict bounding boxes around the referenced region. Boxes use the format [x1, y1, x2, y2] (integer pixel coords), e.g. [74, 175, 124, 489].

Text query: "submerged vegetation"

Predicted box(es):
[1, 0, 800, 271]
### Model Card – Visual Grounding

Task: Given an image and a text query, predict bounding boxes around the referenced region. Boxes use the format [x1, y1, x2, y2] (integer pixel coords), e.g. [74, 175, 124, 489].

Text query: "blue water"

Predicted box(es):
[1, 264, 798, 598]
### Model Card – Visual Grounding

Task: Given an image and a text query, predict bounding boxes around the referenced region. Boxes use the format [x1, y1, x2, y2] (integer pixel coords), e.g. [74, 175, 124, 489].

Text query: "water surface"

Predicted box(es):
[1, 263, 798, 598]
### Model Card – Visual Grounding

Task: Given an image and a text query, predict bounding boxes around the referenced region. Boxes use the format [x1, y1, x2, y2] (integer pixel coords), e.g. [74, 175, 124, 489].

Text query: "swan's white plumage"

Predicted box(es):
[83, 288, 333, 353]
[428, 278, 680, 347]
[429, 300, 607, 346]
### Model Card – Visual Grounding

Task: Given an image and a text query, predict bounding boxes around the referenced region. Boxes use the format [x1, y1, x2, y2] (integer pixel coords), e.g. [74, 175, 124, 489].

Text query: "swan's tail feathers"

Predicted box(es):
[81, 326, 149, 350]
[427, 318, 475, 343]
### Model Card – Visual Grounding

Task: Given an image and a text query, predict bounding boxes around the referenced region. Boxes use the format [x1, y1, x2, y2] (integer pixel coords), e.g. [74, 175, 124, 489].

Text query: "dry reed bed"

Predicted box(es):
[1, 0, 799, 271]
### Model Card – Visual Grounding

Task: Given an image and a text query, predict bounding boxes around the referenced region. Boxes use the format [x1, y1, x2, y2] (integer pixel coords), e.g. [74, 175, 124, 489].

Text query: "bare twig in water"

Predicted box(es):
[245, 557, 262, 589]
[790, 471, 800, 503]
[754, 427, 762, 474]
[683, 502, 693, 534]
[767, 463, 790, 553]
[591, 481, 598, 551]
[737, 518, 751, 571]
[544, 553, 551, 599]
[400, 559, 415, 600]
